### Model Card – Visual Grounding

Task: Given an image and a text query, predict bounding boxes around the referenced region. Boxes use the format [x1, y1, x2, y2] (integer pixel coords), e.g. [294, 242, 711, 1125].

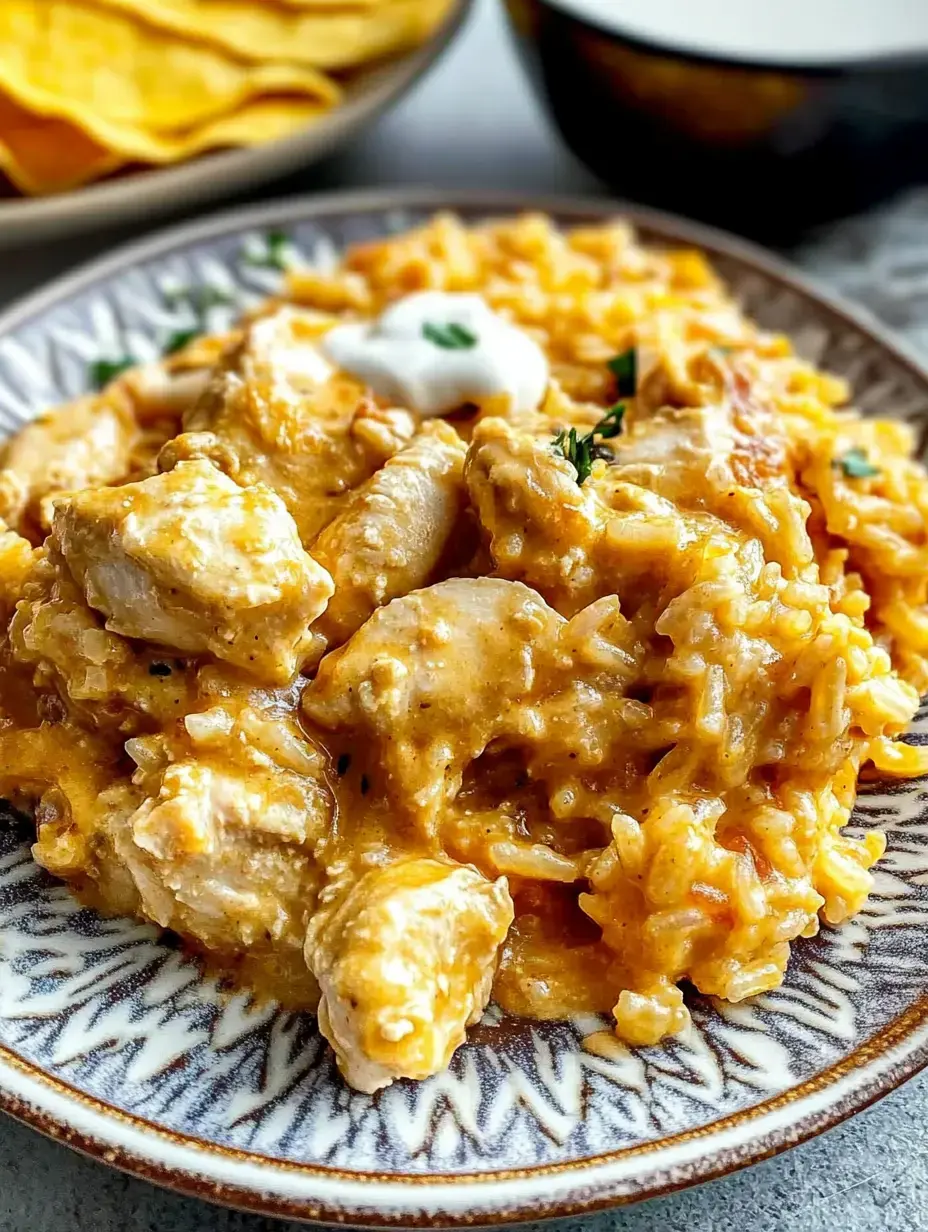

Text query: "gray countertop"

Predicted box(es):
[3, 2, 928, 1229]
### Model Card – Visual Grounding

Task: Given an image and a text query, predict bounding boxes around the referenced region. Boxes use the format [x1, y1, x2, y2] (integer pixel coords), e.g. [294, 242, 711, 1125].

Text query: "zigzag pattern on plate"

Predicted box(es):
[1, 208, 928, 1173]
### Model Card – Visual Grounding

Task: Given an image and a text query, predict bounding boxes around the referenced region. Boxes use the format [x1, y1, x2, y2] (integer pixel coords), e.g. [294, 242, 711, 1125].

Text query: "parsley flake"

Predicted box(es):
[835, 447, 880, 479]
[163, 328, 198, 356]
[244, 229, 293, 271]
[422, 321, 478, 350]
[553, 427, 595, 486]
[148, 662, 172, 677]
[89, 356, 134, 388]
[595, 403, 625, 438]
[165, 284, 234, 312]
[552, 403, 626, 486]
[607, 347, 637, 397]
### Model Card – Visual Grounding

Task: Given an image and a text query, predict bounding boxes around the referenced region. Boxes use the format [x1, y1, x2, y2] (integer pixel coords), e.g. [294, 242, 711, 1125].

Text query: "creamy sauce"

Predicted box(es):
[550, 0, 928, 64]
[322, 291, 549, 418]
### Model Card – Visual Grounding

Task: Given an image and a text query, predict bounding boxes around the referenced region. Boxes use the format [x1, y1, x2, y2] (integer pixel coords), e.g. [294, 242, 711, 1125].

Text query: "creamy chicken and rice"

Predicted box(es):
[1, 213, 927, 1092]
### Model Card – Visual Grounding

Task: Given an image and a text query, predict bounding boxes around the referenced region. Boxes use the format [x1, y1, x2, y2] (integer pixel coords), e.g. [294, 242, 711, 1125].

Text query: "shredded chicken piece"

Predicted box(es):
[310, 420, 466, 657]
[307, 858, 512, 1092]
[176, 306, 416, 542]
[51, 459, 333, 684]
[303, 577, 564, 839]
[0, 391, 138, 536]
[107, 700, 331, 980]
[465, 416, 604, 615]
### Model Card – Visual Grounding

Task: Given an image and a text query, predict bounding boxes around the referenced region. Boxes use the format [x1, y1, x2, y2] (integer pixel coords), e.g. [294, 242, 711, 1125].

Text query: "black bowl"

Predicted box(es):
[504, 0, 928, 243]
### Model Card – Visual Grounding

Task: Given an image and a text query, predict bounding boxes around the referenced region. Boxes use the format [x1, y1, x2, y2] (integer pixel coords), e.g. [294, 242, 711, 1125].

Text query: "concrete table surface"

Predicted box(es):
[3, 2, 928, 1229]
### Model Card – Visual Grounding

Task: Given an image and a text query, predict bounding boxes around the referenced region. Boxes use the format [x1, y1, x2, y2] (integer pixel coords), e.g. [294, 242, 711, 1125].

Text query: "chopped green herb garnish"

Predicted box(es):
[196, 284, 234, 309]
[835, 447, 880, 479]
[163, 329, 198, 356]
[244, 229, 292, 271]
[161, 285, 235, 355]
[422, 321, 478, 350]
[266, 230, 290, 270]
[89, 357, 134, 388]
[594, 403, 625, 439]
[607, 347, 637, 397]
[165, 284, 234, 312]
[148, 662, 172, 677]
[553, 427, 595, 486]
[552, 403, 626, 485]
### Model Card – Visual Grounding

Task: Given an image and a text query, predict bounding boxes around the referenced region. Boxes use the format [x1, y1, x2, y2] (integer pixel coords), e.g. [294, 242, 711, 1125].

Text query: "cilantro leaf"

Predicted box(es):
[594, 403, 625, 439]
[422, 321, 478, 350]
[198, 284, 234, 309]
[607, 347, 637, 397]
[165, 284, 234, 312]
[551, 402, 626, 486]
[265, 230, 291, 271]
[163, 329, 198, 356]
[244, 229, 292, 271]
[553, 426, 594, 485]
[89, 356, 134, 388]
[835, 447, 880, 479]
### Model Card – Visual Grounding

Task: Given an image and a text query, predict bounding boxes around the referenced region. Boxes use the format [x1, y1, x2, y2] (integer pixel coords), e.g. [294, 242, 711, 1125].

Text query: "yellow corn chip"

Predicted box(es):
[271, 0, 385, 8]
[0, 0, 339, 141]
[0, 92, 333, 193]
[92, 0, 455, 69]
[0, 92, 118, 194]
[149, 94, 332, 158]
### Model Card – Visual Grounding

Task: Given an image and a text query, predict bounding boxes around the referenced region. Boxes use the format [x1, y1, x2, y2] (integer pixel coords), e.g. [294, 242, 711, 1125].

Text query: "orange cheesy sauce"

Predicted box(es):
[1, 213, 927, 1090]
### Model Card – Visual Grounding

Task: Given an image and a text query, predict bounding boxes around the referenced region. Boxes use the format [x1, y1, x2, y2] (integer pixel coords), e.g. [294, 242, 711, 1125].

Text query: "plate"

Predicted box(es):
[0, 3, 471, 249]
[2, 188, 928, 1226]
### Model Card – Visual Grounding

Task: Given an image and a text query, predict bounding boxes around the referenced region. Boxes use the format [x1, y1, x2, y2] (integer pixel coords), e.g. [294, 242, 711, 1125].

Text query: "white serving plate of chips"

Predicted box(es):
[0, 0, 472, 247]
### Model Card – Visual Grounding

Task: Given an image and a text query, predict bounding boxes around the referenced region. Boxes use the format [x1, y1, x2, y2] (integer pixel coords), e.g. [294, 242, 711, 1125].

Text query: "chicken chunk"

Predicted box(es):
[465, 417, 604, 616]
[309, 421, 467, 656]
[604, 371, 789, 504]
[51, 459, 333, 684]
[0, 391, 139, 536]
[302, 577, 564, 837]
[94, 704, 330, 1002]
[9, 552, 196, 731]
[307, 858, 513, 1092]
[112, 727, 329, 943]
[177, 307, 416, 542]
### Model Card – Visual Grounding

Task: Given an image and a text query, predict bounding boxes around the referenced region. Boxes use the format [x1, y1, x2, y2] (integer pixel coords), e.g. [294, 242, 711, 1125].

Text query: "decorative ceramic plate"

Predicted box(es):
[2, 189, 928, 1227]
[0, 2, 471, 249]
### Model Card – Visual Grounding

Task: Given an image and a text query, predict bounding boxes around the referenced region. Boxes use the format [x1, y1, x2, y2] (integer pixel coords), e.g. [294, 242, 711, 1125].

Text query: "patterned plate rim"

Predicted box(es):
[2, 187, 928, 1226]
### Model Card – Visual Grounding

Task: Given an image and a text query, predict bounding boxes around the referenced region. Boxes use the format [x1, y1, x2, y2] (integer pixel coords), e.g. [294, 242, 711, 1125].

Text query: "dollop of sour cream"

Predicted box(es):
[321, 291, 549, 418]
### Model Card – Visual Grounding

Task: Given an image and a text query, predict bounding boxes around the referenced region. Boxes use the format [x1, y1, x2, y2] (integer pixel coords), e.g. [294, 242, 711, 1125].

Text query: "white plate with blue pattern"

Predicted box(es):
[2, 189, 928, 1226]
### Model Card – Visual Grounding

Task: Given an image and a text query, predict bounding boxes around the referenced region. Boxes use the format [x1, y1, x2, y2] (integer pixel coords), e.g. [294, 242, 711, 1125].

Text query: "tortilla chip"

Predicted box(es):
[0, 91, 332, 194]
[0, 92, 118, 194]
[162, 94, 332, 158]
[0, 0, 339, 142]
[92, 0, 455, 69]
[273, 0, 385, 7]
